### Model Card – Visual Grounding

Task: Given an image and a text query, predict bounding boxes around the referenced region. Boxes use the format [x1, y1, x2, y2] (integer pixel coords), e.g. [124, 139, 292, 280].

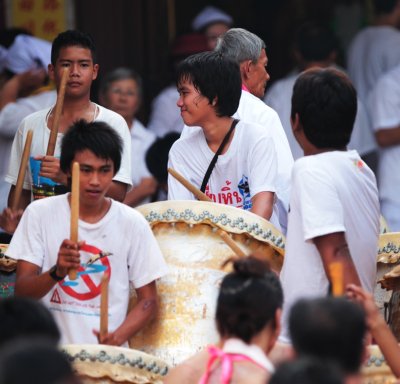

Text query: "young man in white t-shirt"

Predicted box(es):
[278, 68, 380, 344]
[0, 30, 131, 234]
[7, 120, 168, 345]
[168, 51, 279, 227]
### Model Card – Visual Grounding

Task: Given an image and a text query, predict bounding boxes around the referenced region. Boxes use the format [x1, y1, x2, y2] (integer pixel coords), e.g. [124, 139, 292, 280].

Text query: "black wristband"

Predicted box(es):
[49, 265, 64, 281]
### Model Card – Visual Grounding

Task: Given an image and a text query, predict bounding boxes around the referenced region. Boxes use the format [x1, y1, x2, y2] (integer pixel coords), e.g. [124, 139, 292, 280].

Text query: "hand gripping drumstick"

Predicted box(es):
[11, 130, 33, 211]
[69, 162, 79, 280]
[168, 168, 246, 257]
[329, 261, 344, 296]
[100, 273, 109, 340]
[46, 67, 69, 156]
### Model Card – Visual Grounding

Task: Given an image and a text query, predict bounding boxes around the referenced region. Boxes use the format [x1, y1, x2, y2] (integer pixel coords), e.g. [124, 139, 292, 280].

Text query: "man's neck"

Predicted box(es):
[202, 117, 234, 154]
[69, 194, 111, 224]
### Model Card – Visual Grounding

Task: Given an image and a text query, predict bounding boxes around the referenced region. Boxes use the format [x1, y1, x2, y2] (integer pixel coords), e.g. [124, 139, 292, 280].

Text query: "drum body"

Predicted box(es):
[132, 201, 285, 365]
[376, 232, 400, 340]
[362, 345, 397, 384]
[0, 244, 16, 298]
[62, 344, 169, 384]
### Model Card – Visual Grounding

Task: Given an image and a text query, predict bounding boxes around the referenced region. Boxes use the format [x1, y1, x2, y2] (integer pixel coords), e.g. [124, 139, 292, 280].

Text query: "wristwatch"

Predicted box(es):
[49, 265, 64, 281]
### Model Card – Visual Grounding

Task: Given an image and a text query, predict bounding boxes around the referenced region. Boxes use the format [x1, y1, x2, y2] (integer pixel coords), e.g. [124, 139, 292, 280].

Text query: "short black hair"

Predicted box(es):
[0, 340, 79, 384]
[289, 297, 367, 374]
[60, 120, 122, 175]
[146, 132, 180, 184]
[270, 357, 344, 384]
[373, 0, 399, 15]
[291, 67, 357, 149]
[0, 297, 60, 346]
[51, 30, 96, 65]
[216, 256, 283, 343]
[176, 51, 241, 117]
[294, 21, 339, 62]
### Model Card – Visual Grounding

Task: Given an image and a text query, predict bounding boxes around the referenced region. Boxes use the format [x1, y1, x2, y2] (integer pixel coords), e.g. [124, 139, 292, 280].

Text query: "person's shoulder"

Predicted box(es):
[111, 199, 149, 225]
[240, 91, 280, 118]
[96, 104, 128, 125]
[132, 119, 156, 142]
[26, 194, 67, 214]
[20, 107, 50, 126]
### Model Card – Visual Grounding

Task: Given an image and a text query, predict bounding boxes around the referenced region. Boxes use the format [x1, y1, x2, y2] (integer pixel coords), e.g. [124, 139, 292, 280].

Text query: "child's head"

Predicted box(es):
[176, 50, 241, 118]
[289, 297, 366, 375]
[216, 256, 283, 344]
[60, 119, 122, 175]
[51, 30, 96, 65]
[291, 67, 357, 149]
[270, 357, 344, 384]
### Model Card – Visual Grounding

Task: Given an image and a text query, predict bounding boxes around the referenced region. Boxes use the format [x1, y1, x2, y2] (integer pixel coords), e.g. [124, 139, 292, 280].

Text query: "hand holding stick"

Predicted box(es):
[12, 130, 33, 211]
[168, 168, 246, 257]
[69, 161, 79, 280]
[46, 67, 69, 156]
[100, 273, 109, 340]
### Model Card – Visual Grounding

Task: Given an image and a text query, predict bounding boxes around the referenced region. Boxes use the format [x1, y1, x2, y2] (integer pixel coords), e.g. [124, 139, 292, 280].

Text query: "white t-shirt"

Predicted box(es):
[280, 150, 380, 343]
[6, 194, 168, 345]
[0, 90, 56, 212]
[147, 85, 184, 137]
[264, 70, 376, 159]
[168, 119, 280, 230]
[369, 64, 400, 230]
[130, 119, 156, 205]
[181, 90, 293, 233]
[5, 104, 132, 191]
[347, 26, 400, 103]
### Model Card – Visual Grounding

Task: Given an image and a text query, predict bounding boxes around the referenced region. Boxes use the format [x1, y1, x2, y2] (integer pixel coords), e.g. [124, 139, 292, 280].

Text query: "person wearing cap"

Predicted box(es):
[180, 28, 293, 234]
[147, 33, 209, 138]
[0, 34, 56, 242]
[192, 5, 233, 50]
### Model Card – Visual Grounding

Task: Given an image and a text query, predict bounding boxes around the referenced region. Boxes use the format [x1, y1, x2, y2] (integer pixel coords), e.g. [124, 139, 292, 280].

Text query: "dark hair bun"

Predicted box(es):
[232, 256, 270, 278]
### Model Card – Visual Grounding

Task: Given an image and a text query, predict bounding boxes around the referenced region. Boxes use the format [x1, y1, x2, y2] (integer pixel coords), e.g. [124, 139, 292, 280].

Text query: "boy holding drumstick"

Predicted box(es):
[7, 120, 167, 346]
[1, 30, 131, 234]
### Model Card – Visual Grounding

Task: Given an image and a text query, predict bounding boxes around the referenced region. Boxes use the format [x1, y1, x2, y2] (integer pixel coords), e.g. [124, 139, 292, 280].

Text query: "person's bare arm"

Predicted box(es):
[347, 284, 400, 378]
[376, 127, 400, 148]
[314, 232, 361, 293]
[251, 191, 274, 220]
[106, 181, 128, 202]
[15, 239, 81, 298]
[123, 177, 157, 207]
[94, 281, 158, 346]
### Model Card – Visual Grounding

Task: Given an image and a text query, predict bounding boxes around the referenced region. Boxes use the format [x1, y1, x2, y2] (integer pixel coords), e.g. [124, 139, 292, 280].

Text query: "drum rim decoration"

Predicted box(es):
[62, 344, 169, 382]
[377, 232, 400, 264]
[136, 200, 285, 257]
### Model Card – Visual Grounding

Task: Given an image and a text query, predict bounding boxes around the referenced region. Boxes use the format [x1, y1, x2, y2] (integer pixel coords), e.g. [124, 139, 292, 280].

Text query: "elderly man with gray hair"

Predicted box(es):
[179, 28, 293, 233]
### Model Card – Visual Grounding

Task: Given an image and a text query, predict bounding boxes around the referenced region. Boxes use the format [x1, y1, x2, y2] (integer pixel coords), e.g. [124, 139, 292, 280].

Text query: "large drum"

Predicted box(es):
[62, 344, 169, 384]
[132, 201, 285, 365]
[362, 345, 397, 384]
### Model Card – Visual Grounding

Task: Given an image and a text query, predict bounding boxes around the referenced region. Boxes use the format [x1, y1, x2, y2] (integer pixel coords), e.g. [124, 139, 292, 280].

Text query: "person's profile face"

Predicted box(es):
[247, 49, 270, 99]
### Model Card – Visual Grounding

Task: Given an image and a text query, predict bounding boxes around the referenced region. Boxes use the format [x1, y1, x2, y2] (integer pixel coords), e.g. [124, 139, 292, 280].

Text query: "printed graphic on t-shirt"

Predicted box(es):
[48, 243, 111, 316]
[205, 180, 243, 208]
[238, 175, 252, 210]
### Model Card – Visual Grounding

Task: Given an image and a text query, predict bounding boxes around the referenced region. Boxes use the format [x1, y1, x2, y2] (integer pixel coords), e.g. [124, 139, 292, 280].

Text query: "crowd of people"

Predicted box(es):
[0, 1, 400, 383]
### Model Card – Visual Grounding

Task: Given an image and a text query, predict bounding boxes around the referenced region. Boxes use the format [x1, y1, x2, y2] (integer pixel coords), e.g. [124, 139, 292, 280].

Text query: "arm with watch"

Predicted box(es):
[15, 238, 82, 298]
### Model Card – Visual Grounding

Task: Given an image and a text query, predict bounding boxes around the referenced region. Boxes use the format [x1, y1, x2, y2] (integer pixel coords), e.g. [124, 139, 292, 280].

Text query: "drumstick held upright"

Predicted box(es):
[12, 130, 33, 211]
[167, 168, 246, 257]
[46, 67, 69, 156]
[329, 261, 344, 296]
[100, 273, 109, 340]
[69, 161, 79, 280]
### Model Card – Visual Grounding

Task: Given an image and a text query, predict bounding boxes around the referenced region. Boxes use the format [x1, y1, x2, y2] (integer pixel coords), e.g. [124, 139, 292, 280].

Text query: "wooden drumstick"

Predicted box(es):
[69, 161, 79, 280]
[168, 168, 246, 257]
[46, 67, 69, 156]
[100, 273, 109, 340]
[11, 130, 33, 211]
[329, 261, 344, 296]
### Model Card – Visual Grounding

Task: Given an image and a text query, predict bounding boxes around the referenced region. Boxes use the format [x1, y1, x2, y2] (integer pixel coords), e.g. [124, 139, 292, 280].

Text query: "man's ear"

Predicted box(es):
[291, 112, 301, 134]
[92, 64, 99, 81]
[240, 60, 252, 80]
[48, 64, 55, 82]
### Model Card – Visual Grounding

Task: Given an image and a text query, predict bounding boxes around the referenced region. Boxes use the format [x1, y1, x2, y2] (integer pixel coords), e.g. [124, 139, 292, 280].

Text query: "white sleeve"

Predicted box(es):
[369, 74, 400, 131]
[110, 115, 133, 186]
[6, 203, 45, 268]
[126, 213, 168, 288]
[294, 166, 345, 241]
[167, 143, 195, 200]
[0, 102, 35, 140]
[248, 134, 277, 197]
[4, 119, 31, 189]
